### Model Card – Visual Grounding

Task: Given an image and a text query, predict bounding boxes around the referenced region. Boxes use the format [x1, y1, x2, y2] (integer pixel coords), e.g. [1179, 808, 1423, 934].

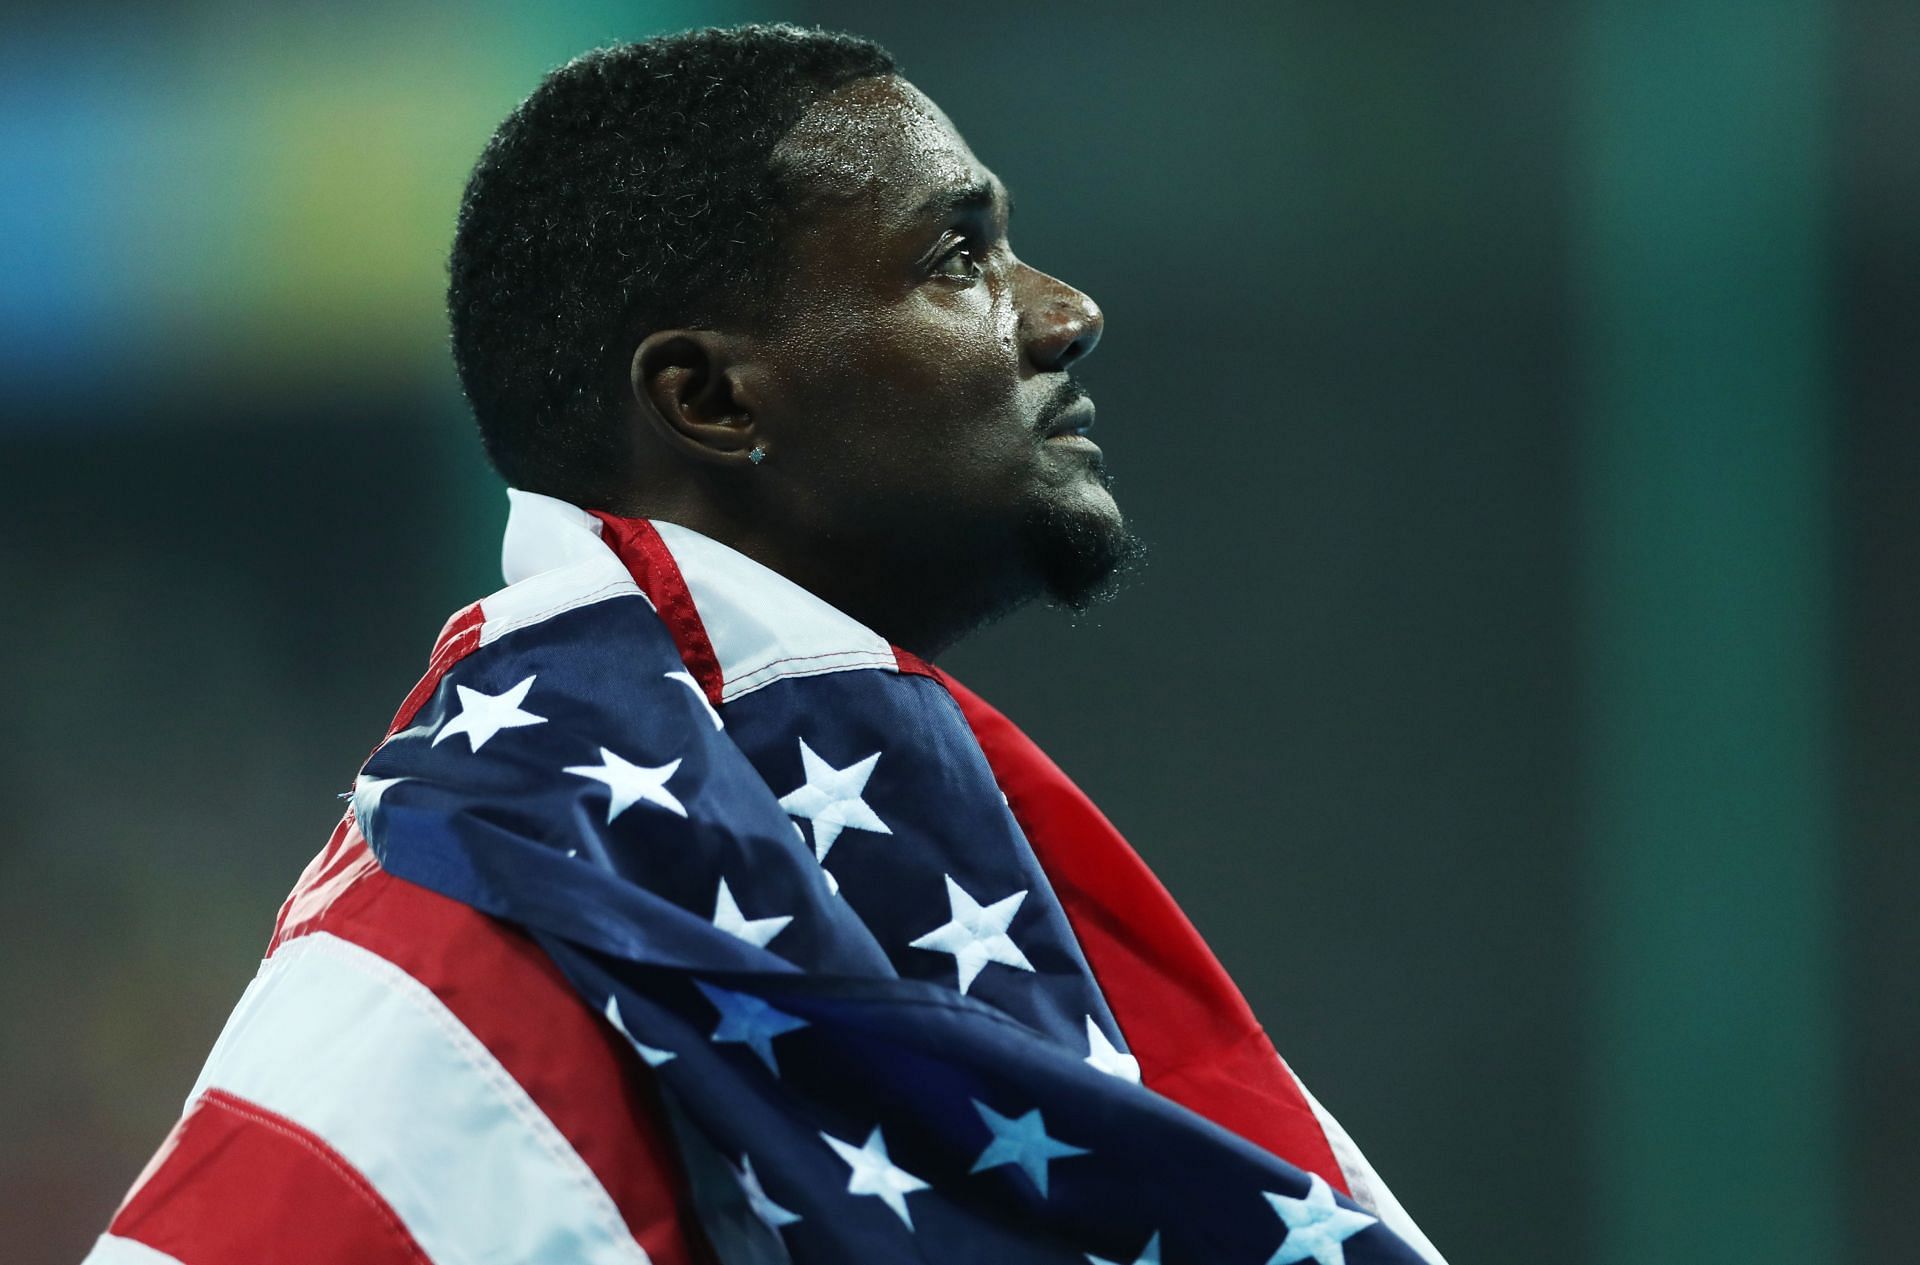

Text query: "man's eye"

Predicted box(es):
[933, 238, 983, 280]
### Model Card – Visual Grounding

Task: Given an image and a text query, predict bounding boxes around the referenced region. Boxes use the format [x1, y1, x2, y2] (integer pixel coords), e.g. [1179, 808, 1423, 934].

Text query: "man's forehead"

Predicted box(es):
[774, 75, 1002, 225]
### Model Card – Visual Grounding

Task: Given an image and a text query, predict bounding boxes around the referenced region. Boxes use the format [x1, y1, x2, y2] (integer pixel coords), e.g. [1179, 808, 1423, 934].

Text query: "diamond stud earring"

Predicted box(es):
[747, 445, 767, 465]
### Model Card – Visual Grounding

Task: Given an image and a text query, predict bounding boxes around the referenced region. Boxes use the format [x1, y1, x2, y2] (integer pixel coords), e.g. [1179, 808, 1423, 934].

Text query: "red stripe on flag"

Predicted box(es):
[892, 644, 941, 681]
[591, 513, 725, 706]
[109, 1089, 431, 1265]
[272, 815, 378, 947]
[939, 671, 1353, 1195]
[273, 817, 710, 1265]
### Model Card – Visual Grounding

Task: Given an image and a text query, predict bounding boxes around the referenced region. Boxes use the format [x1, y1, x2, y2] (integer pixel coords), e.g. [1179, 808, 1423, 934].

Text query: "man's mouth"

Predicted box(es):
[1041, 397, 1096, 440]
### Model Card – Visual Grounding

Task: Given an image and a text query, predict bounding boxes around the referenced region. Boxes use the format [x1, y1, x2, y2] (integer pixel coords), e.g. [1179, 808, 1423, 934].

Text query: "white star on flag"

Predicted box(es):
[787, 819, 842, 895]
[431, 674, 547, 751]
[602, 995, 676, 1067]
[665, 670, 724, 730]
[908, 875, 1034, 995]
[696, 981, 808, 1075]
[777, 738, 891, 861]
[1262, 1173, 1378, 1265]
[565, 748, 686, 822]
[969, 1099, 1088, 1197]
[711, 876, 792, 949]
[1083, 1015, 1142, 1083]
[733, 1153, 801, 1236]
[1087, 1231, 1162, 1265]
[821, 1125, 929, 1229]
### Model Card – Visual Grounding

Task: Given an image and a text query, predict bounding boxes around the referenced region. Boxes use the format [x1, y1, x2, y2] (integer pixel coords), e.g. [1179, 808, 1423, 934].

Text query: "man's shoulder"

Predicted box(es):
[93, 814, 699, 1265]
[432, 534, 656, 666]
[382, 546, 675, 741]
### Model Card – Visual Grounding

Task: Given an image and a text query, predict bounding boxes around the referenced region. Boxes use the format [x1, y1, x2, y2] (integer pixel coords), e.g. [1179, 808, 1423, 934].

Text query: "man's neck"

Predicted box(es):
[609, 495, 1030, 661]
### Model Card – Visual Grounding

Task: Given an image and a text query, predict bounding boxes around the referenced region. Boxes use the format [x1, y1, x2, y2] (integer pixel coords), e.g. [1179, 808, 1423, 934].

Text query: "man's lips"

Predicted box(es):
[1041, 397, 1096, 439]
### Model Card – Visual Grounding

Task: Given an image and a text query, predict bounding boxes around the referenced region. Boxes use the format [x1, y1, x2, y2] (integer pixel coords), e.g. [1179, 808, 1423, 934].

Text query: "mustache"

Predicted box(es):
[1034, 378, 1092, 433]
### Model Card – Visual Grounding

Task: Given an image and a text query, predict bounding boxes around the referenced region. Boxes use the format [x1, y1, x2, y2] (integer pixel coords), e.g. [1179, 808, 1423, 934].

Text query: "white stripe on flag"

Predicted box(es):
[188, 930, 651, 1265]
[79, 1234, 188, 1265]
[480, 560, 646, 647]
[651, 519, 897, 701]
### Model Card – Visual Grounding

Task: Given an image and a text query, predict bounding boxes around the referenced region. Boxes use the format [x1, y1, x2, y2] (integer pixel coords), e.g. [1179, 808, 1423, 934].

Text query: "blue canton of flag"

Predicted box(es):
[349, 497, 1439, 1265]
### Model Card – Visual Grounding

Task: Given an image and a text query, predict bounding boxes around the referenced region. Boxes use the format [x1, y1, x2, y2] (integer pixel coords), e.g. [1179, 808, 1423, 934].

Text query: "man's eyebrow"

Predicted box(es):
[912, 178, 1014, 224]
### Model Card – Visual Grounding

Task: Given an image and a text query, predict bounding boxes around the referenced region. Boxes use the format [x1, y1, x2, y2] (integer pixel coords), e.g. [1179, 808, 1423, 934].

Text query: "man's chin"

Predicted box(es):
[1024, 488, 1143, 612]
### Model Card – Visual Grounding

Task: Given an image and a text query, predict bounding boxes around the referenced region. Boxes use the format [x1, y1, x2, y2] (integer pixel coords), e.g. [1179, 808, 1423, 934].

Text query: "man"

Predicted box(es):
[88, 25, 1447, 1265]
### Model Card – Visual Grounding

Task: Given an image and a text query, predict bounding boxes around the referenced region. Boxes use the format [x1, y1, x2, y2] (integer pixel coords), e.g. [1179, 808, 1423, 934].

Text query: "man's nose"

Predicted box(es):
[1019, 266, 1104, 372]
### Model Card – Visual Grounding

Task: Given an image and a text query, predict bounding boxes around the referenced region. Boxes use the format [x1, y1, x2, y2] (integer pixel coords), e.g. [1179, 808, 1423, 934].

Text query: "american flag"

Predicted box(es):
[87, 491, 1447, 1265]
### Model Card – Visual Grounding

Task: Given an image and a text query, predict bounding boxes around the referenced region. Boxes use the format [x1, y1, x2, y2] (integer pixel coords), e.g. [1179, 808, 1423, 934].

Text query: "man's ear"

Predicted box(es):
[629, 329, 765, 466]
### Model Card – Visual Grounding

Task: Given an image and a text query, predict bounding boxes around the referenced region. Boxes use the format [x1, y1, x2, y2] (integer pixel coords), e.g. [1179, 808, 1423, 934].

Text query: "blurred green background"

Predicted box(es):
[2, 2, 1913, 1262]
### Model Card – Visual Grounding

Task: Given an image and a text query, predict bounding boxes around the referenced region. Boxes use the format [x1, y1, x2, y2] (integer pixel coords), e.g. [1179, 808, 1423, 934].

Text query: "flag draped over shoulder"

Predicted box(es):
[87, 492, 1447, 1265]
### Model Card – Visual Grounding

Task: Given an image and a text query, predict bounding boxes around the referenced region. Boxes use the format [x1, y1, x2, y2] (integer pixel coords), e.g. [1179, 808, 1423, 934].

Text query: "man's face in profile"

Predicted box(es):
[748, 75, 1134, 616]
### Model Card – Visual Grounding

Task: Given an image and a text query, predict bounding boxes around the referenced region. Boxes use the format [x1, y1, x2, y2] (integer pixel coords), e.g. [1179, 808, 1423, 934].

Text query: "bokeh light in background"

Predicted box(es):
[2, 3, 1913, 1263]
[0, 1, 739, 408]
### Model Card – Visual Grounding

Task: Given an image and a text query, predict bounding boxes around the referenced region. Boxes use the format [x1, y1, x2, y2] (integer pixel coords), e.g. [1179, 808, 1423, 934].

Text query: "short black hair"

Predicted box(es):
[448, 25, 896, 506]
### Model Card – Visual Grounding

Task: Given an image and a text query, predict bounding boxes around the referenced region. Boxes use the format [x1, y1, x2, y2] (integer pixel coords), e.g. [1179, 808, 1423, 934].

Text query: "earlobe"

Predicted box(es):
[629, 329, 765, 466]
